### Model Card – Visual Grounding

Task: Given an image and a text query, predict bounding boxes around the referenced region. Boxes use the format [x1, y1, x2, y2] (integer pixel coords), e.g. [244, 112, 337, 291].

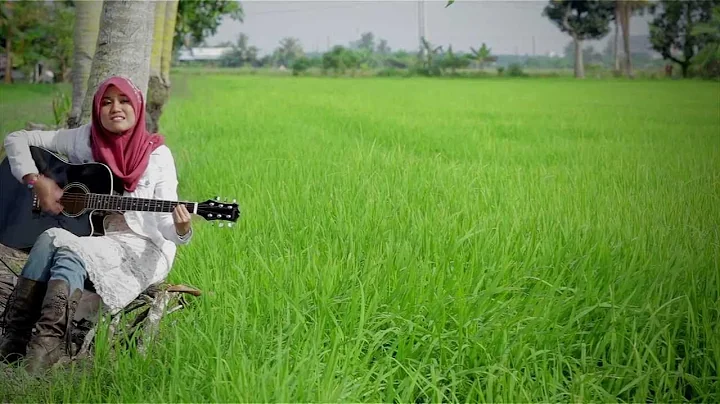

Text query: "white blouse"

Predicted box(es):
[3, 124, 193, 313]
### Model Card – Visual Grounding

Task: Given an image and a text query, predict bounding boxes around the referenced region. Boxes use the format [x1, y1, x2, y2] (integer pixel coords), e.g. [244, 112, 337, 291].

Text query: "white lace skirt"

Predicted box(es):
[42, 214, 169, 315]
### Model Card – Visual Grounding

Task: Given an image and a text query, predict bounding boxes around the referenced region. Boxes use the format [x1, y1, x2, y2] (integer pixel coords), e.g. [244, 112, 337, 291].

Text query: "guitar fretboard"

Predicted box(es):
[81, 193, 198, 214]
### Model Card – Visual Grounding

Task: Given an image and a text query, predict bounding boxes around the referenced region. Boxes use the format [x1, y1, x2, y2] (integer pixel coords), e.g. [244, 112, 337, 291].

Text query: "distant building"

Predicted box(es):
[177, 47, 234, 62]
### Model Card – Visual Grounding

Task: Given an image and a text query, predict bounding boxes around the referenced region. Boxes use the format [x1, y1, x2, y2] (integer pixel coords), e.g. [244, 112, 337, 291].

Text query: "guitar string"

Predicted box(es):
[56, 199, 184, 208]
[45, 194, 233, 212]
[32, 195, 236, 219]
[55, 194, 209, 203]
[54, 200, 230, 209]
[55, 194, 200, 206]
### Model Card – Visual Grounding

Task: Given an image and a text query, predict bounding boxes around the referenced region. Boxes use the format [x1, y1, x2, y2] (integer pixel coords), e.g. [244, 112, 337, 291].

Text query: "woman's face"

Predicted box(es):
[99, 85, 136, 133]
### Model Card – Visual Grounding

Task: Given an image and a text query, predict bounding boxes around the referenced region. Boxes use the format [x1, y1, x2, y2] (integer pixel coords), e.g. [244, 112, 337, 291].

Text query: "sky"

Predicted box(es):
[207, 0, 656, 57]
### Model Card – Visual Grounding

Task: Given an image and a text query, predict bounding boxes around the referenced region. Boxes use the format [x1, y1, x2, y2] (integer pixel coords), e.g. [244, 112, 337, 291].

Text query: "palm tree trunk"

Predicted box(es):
[80, 0, 155, 124]
[161, 0, 179, 85]
[146, 1, 167, 133]
[620, 1, 633, 78]
[67, 0, 103, 128]
[3, 1, 13, 84]
[614, 7, 620, 72]
[149, 1, 167, 80]
[4, 36, 11, 84]
[574, 36, 584, 78]
[146, 0, 178, 133]
[61, 58, 68, 83]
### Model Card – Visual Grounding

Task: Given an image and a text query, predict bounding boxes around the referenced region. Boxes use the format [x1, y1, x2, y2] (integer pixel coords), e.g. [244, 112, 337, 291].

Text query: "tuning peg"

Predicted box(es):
[227, 223, 233, 228]
[232, 199, 237, 204]
[218, 223, 224, 228]
[215, 196, 220, 201]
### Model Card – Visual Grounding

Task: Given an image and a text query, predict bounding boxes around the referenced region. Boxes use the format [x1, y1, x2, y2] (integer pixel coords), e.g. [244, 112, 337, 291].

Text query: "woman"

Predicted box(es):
[0, 75, 193, 373]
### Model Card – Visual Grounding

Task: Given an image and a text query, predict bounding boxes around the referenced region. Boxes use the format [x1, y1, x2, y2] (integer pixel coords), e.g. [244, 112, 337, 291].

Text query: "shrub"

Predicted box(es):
[292, 57, 311, 76]
[507, 63, 526, 77]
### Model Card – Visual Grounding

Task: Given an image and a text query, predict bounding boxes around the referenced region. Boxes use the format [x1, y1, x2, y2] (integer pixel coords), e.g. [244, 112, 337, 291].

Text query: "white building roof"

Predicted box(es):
[178, 47, 234, 61]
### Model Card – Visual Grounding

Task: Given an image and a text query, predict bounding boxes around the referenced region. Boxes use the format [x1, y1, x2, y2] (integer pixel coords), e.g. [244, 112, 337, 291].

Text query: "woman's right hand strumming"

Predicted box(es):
[24, 174, 64, 215]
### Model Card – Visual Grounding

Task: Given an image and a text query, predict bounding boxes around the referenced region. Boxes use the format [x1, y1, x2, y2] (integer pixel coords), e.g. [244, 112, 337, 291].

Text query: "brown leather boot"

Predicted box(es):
[24, 279, 82, 374]
[0, 276, 47, 364]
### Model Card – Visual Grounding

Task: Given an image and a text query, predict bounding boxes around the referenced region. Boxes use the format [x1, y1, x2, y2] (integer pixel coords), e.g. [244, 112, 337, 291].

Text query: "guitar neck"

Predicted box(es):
[85, 193, 198, 214]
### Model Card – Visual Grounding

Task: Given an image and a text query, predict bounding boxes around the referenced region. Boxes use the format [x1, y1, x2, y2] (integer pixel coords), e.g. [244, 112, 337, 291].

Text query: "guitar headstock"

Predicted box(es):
[197, 197, 240, 227]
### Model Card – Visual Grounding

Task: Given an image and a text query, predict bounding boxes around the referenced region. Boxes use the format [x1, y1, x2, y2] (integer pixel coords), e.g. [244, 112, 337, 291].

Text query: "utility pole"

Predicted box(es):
[418, 0, 426, 55]
[532, 36, 536, 56]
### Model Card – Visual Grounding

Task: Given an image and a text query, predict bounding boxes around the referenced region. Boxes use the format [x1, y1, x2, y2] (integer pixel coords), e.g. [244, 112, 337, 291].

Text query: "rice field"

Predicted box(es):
[1, 74, 718, 402]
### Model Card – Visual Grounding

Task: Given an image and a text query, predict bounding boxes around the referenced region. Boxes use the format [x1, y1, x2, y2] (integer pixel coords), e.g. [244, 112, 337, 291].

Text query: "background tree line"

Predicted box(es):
[209, 30, 674, 78]
[163, 0, 720, 80]
[212, 31, 499, 77]
[1, 0, 719, 89]
[540, 0, 720, 79]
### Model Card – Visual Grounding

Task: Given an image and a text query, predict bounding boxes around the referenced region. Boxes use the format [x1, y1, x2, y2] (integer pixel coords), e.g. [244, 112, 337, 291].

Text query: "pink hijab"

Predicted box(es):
[90, 76, 165, 192]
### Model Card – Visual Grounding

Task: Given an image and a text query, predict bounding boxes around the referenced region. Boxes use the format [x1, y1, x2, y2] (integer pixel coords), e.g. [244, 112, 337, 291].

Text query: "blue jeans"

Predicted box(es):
[20, 231, 87, 293]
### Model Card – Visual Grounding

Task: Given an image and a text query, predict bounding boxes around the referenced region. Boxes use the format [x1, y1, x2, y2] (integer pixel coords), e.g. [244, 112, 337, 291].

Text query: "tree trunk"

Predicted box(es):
[682, 2, 695, 78]
[67, 0, 103, 128]
[149, 2, 166, 80]
[3, 36, 11, 84]
[2, 1, 12, 84]
[161, 0, 179, 85]
[80, 0, 155, 125]
[613, 8, 620, 72]
[144, 0, 179, 134]
[620, 2, 633, 78]
[146, 1, 167, 133]
[63, 60, 70, 83]
[681, 62, 689, 78]
[574, 36, 584, 78]
[60, 59, 67, 83]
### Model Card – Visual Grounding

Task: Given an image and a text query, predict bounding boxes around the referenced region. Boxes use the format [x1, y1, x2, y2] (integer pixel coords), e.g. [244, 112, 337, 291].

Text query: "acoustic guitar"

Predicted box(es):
[0, 146, 240, 252]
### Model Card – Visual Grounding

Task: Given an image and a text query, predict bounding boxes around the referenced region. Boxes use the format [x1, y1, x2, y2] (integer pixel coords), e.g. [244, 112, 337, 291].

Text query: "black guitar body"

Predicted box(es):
[0, 146, 123, 252]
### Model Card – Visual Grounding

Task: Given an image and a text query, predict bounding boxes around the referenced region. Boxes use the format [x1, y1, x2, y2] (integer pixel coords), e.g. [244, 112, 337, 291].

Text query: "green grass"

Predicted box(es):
[1, 75, 719, 402]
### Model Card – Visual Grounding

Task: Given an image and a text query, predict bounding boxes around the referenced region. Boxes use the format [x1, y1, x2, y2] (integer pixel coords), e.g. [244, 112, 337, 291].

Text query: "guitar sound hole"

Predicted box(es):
[61, 185, 88, 216]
